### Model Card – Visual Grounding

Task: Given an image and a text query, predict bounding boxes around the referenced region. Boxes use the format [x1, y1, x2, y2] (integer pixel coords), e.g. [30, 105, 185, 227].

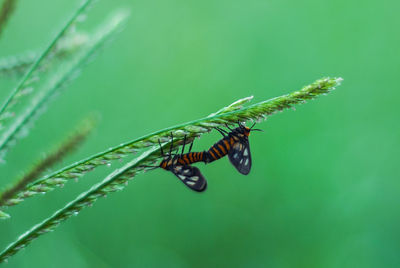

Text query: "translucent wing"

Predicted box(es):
[228, 139, 252, 175]
[171, 164, 207, 192]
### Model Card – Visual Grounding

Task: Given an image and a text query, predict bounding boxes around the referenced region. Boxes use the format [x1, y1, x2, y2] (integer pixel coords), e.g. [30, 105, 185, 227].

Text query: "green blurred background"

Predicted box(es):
[1, 0, 399, 267]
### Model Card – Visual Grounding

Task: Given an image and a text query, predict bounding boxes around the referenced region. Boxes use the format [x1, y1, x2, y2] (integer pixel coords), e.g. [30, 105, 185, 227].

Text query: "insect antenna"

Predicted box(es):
[168, 132, 174, 156]
[215, 127, 227, 136]
[225, 123, 234, 131]
[158, 139, 165, 156]
[181, 135, 187, 155]
[249, 122, 263, 131]
[188, 141, 194, 153]
[237, 120, 247, 129]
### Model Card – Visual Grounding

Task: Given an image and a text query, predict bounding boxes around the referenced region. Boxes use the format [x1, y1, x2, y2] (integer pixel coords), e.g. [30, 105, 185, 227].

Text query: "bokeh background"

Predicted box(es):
[1, 0, 399, 267]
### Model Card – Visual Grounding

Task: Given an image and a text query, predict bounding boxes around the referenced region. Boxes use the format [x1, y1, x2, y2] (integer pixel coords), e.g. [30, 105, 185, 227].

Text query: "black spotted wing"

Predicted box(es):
[228, 139, 252, 175]
[171, 164, 207, 192]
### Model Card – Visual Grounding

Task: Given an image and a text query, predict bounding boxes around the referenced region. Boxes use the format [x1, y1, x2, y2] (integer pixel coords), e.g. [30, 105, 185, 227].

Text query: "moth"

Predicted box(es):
[204, 122, 262, 175]
[158, 135, 207, 192]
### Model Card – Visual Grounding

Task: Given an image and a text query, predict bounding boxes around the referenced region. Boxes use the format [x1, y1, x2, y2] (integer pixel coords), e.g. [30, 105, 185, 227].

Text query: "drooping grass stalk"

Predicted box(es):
[2, 77, 342, 209]
[0, 0, 17, 38]
[0, 0, 92, 132]
[0, 117, 95, 217]
[0, 10, 129, 160]
[0, 32, 89, 78]
[0, 145, 162, 263]
[0, 77, 342, 262]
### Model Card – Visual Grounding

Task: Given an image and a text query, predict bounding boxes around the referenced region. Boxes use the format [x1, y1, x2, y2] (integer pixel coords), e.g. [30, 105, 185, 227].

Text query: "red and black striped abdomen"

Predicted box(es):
[177, 151, 206, 165]
[205, 135, 237, 163]
[160, 152, 207, 170]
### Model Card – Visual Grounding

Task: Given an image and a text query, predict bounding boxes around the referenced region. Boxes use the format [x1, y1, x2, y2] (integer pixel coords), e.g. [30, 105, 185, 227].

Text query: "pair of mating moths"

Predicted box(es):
[158, 122, 262, 192]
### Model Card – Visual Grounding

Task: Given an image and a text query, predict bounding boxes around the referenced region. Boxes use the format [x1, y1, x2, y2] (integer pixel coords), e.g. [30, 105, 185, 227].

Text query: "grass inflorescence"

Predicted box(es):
[1, 77, 342, 211]
[11, 77, 342, 206]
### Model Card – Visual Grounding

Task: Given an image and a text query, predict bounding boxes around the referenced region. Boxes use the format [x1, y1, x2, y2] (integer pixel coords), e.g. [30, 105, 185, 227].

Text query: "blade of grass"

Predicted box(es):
[2, 77, 342, 209]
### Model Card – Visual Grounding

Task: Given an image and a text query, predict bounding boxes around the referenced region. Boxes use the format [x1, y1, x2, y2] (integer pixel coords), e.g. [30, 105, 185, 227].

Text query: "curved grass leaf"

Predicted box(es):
[1, 77, 342, 209]
[0, 9, 129, 160]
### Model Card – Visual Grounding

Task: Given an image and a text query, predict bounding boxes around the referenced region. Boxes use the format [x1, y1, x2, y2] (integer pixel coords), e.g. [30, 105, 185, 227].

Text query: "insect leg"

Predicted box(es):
[181, 135, 187, 155]
[141, 165, 159, 170]
[225, 123, 234, 131]
[188, 141, 194, 153]
[158, 139, 164, 156]
[215, 127, 227, 136]
[169, 132, 174, 156]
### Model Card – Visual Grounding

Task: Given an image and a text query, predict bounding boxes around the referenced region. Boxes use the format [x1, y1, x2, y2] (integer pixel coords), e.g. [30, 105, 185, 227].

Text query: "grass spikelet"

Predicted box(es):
[0, 52, 35, 78]
[208, 96, 254, 117]
[0, 32, 89, 78]
[0, 210, 10, 219]
[6, 77, 342, 209]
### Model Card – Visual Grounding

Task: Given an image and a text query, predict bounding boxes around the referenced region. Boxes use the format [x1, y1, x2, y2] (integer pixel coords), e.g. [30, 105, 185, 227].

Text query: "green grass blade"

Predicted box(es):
[0, 146, 161, 263]
[0, 10, 129, 160]
[2, 77, 342, 208]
